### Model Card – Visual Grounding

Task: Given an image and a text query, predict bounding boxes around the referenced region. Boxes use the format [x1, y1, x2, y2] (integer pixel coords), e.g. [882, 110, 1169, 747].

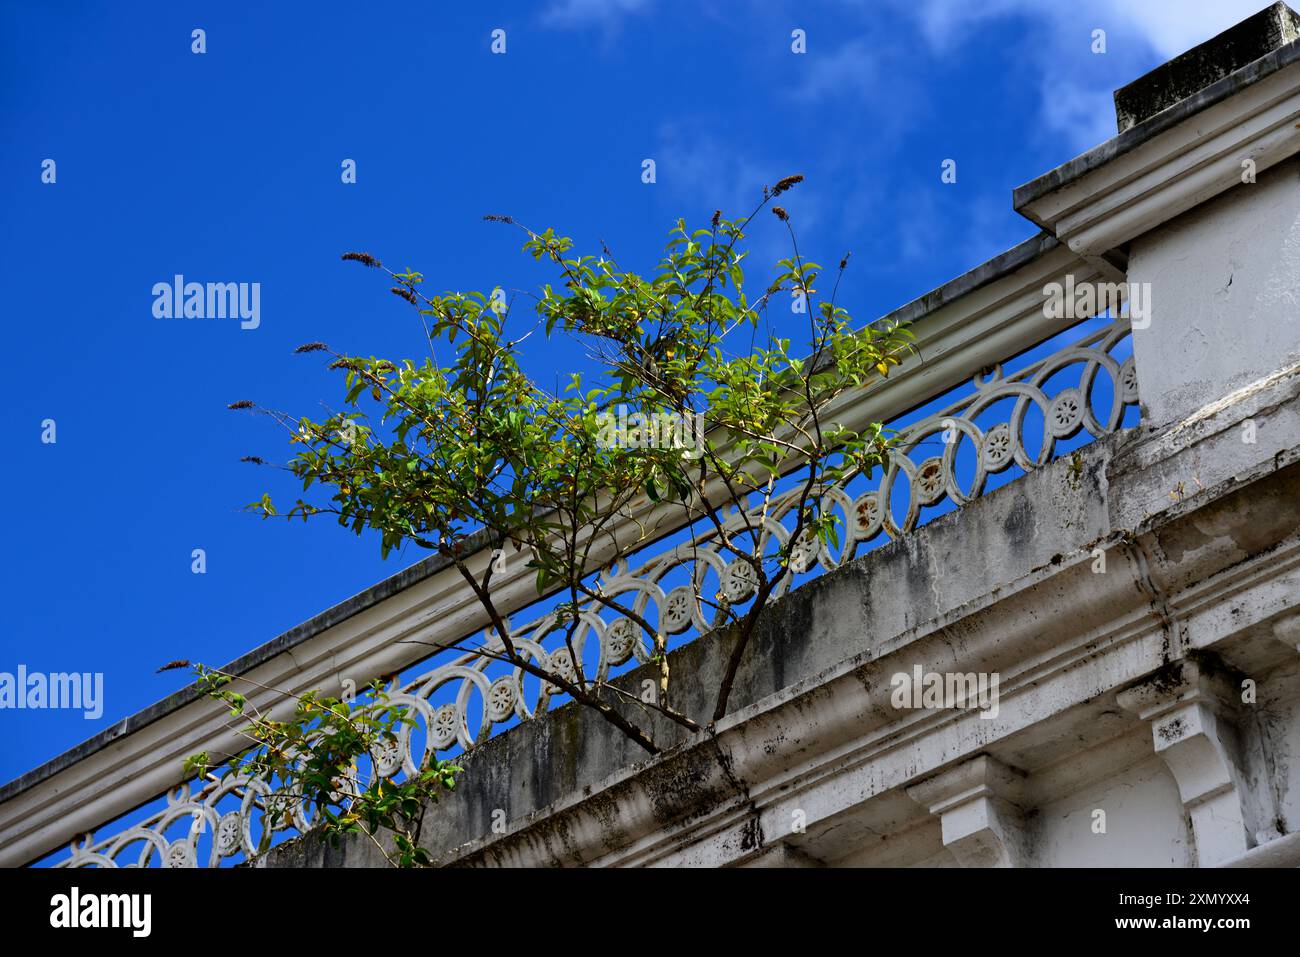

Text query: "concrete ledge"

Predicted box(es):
[1114, 3, 1300, 132]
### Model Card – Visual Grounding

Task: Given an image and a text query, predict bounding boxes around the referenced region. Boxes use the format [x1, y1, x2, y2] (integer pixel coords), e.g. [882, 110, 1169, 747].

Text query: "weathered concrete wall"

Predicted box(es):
[262, 412, 1300, 867]
[1128, 153, 1300, 430]
[259, 431, 1114, 867]
[1029, 751, 1193, 868]
[257, 434, 1109, 867]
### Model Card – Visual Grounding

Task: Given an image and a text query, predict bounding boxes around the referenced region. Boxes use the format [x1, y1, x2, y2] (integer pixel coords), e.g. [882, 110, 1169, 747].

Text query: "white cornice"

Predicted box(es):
[1016, 49, 1300, 258]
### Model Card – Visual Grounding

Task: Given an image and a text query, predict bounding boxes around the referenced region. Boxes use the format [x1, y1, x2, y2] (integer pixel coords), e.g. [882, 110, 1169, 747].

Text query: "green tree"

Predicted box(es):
[214, 179, 912, 861]
[167, 661, 461, 868]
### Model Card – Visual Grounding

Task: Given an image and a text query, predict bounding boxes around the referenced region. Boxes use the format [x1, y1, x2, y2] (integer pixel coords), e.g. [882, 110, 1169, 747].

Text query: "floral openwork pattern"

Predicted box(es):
[57, 318, 1136, 867]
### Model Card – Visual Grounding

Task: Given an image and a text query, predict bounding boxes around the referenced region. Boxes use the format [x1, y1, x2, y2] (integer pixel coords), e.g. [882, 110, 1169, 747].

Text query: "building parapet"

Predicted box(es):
[6, 3, 1300, 869]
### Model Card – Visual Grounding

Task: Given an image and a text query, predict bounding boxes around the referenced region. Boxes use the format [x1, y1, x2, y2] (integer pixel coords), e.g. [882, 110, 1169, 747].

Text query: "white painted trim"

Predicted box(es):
[1218, 829, 1300, 867]
[1018, 56, 1300, 258]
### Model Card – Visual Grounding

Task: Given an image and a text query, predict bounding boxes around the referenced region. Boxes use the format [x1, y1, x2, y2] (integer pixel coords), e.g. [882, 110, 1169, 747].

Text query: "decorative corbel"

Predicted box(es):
[906, 755, 1030, 868]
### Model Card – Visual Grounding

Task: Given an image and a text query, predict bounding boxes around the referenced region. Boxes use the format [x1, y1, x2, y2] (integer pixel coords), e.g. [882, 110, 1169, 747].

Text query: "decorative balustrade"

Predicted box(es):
[53, 313, 1138, 868]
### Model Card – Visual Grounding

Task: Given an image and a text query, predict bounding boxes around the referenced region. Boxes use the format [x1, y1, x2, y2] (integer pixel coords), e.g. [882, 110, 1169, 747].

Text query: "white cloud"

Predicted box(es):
[546, 0, 1273, 57]
[790, 37, 882, 101]
[892, 0, 1276, 151]
[1036, 78, 1118, 152]
[647, 121, 829, 272]
[904, 0, 1269, 58]
[1084, 0, 1272, 59]
[652, 122, 771, 215]
[542, 0, 653, 29]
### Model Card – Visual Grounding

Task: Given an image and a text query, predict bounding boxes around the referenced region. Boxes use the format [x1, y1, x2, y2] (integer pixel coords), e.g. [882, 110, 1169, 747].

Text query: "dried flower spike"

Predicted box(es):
[771, 174, 804, 196]
[341, 252, 380, 268]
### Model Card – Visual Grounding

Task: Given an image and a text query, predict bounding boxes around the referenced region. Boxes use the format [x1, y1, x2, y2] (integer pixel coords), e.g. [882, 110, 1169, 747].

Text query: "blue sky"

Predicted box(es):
[0, 0, 1267, 787]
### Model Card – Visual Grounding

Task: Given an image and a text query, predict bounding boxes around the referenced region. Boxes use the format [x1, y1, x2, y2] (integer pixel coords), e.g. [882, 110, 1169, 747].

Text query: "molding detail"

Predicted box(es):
[906, 756, 1030, 868]
[1272, 611, 1300, 653]
[1117, 660, 1254, 866]
[1016, 47, 1300, 260]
